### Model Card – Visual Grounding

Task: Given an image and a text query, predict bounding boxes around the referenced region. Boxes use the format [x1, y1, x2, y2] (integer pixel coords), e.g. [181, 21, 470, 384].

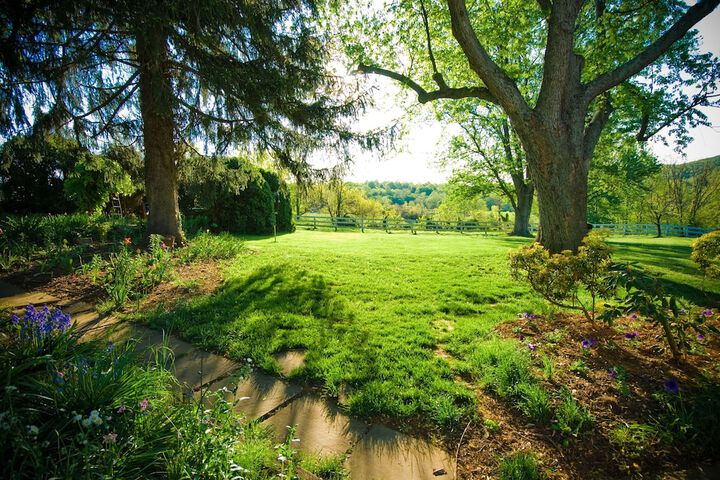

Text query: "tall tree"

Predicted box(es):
[444, 103, 533, 236]
[341, 0, 719, 252]
[0, 0, 371, 243]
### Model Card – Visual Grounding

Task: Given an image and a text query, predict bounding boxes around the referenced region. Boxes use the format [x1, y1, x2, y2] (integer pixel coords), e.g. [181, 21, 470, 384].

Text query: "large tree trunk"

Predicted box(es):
[530, 158, 589, 252]
[136, 28, 184, 245]
[511, 183, 533, 237]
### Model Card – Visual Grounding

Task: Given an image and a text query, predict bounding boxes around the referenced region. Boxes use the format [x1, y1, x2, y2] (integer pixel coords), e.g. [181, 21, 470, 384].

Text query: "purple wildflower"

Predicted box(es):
[139, 398, 149, 411]
[527, 343, 537, 351]
[624, 331, 638, 340]
[116, 405, 126, 414]
[609, 367, 617, 379]
[697, 334, 706, 342]
[103, 432, 118, 443]
[581, 338, 597, 349]
[630, 313, 638, 319]
[702, 309, 714, 317]
[664, 379, 680, 394]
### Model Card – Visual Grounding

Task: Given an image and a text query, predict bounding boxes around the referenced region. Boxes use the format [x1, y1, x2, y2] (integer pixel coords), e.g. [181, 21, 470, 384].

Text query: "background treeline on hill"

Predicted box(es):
[0, 134, 293, 235]
[588, 155, 720, 228]
[297, 155, 719, 230]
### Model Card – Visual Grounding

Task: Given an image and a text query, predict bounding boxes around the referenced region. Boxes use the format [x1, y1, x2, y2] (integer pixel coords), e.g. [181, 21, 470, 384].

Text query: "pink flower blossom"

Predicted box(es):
[139, 398, 149, 411]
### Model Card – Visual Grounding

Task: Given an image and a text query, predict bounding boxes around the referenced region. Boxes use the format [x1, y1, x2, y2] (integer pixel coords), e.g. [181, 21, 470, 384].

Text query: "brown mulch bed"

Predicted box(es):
[456, 312, 720, 479]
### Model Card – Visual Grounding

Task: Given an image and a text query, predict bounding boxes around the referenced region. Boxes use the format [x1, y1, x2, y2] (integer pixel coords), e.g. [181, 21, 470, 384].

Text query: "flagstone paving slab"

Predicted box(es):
[0, 289, 59, 309]
[263, 394, 368, 457]
[173, 347, 239, 390]
[272, 350, 306, 377]
[197, 371, 303, 420]
[345, 424, 456, 480]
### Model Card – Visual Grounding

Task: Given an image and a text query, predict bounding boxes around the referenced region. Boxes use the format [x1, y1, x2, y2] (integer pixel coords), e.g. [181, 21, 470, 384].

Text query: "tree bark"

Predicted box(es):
[531, 164, 589, 252]
[511, 182, 534, 237]
[136, 28, 184, 244]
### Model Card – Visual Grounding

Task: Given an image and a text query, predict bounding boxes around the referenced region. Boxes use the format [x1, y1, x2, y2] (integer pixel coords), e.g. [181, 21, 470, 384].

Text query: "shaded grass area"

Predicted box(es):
[134, 231, 720, 435]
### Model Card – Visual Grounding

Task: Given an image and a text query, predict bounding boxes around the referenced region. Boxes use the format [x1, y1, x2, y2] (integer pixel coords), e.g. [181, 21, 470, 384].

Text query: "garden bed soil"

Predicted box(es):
[456, 313, 720, 479]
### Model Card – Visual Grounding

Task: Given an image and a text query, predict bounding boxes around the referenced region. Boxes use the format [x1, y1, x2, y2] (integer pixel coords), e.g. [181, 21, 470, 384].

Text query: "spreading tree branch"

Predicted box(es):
[419, 0, 448, 89]
[357, 64, 497, 104]
[583, 92, 613, 163]
[583, 0, 720, 101]
[446, 0, 531, 120]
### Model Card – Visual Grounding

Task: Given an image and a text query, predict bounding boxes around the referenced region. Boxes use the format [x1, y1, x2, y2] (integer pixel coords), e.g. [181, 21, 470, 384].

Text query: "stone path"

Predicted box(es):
[0, 280, 456, 479]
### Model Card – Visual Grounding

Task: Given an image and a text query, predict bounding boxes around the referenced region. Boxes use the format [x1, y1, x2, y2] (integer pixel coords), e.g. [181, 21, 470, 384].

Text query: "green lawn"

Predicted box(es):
[140, 230, 720, 435]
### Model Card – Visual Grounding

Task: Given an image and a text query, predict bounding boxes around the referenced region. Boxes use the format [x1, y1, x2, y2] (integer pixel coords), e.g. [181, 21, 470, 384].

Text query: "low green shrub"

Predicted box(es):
[498, 451, 544, 480]
[691, 230, 720, 280]
[508, 230, 613, 323]
[601, 265, 719, 359]
[653, 382, 720, 455]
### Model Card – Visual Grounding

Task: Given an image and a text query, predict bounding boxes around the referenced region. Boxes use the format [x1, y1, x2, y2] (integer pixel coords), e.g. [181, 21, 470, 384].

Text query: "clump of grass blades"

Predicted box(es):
[498, 451, 545, 480]
[177, 232, 244, 263]
[554, 387, 593, 437]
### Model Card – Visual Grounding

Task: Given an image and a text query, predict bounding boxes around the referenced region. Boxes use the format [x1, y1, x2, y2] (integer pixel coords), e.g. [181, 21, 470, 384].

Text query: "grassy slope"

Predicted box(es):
[142, 230, 720, 434]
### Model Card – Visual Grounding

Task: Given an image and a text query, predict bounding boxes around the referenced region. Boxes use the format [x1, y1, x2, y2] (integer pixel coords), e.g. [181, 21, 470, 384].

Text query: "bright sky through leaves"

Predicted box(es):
[345, 8, 720, 183]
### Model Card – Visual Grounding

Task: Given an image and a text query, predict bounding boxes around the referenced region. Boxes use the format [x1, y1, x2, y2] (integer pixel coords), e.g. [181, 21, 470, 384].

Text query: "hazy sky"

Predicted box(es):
[344, 8, 720, 183]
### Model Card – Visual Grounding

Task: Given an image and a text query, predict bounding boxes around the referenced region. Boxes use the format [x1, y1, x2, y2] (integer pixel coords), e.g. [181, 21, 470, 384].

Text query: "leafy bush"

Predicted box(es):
[0, 134, 78, 214]
[64, 153, 137, 213]
[509, 231, 613, 322]
[179, 155, 293, 235]
[498, 451, 544, 480]
[691, 230, 720, 280]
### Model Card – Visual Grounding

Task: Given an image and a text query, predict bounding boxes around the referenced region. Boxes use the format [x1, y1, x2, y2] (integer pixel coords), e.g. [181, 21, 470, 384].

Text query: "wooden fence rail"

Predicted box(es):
[295, 215, 716, 238]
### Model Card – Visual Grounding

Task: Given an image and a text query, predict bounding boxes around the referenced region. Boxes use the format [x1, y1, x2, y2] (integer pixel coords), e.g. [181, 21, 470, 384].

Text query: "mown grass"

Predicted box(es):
[137, 230, 720, 434]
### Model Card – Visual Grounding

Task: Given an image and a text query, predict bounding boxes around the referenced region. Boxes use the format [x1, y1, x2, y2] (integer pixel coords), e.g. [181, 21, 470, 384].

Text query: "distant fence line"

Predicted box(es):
[295, 215, 716, 238]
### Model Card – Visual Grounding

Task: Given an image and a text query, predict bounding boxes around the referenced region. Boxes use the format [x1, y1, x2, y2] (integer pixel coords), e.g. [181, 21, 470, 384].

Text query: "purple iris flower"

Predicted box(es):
[664, 379, 680, 394]
[702, 309, 714, 317]
[581, 338, 597, 349]
[624, 331, 638, 340]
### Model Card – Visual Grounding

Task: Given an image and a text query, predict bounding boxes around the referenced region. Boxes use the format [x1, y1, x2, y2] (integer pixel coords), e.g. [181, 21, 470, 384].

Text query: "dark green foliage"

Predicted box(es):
[64, 152, 136, 213]
[601, 264, 720, 359]
[654, 382, 720, 456]
[179, 156, 293, 235]
[0, 135, 79, 214]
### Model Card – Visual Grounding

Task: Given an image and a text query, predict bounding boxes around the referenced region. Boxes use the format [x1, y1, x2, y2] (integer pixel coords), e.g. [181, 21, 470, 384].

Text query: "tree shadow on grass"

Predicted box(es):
[143, 264, 349, 367]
